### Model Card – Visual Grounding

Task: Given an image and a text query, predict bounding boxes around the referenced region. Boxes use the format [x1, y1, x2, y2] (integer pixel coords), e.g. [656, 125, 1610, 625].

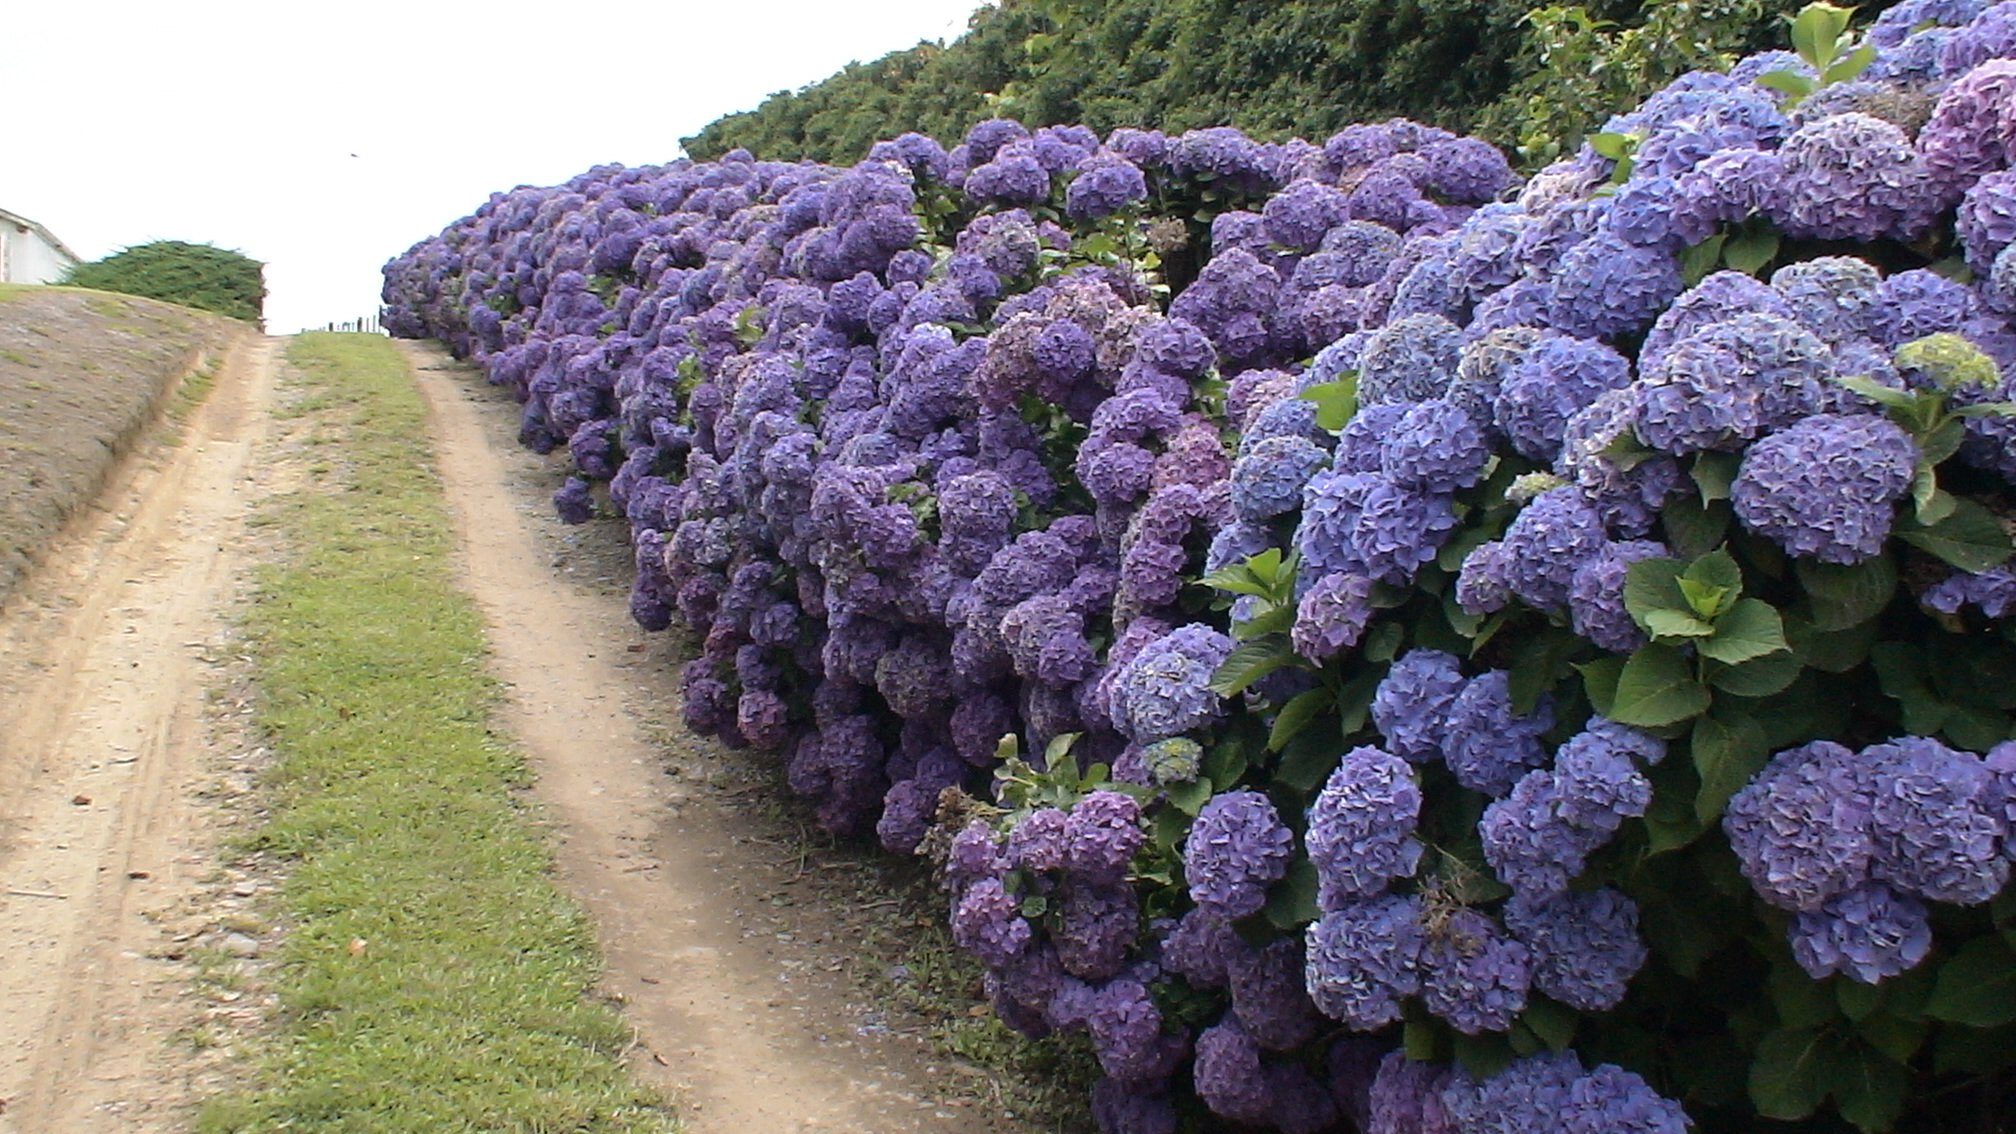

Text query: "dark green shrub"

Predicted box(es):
[65, 240, 266, 325]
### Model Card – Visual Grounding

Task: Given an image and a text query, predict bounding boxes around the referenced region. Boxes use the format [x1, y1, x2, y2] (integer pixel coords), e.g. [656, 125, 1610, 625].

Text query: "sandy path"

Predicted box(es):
[0, 331, 1033, 1133]
[0, 332, 275, 1132]
[406, 341, 1019, 1134]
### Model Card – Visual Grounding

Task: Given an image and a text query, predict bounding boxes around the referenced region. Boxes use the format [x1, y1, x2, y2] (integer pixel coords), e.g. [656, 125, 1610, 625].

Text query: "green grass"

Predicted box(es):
[198, 333, 674, 1134]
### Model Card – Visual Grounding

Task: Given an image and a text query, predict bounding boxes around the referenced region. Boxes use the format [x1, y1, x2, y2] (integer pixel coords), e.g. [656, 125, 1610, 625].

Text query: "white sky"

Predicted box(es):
[3, 0, 986, 333]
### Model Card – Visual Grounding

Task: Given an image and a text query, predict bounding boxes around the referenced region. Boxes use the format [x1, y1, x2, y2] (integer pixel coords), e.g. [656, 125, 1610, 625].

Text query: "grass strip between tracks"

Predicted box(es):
[200, 333, 675, 1134]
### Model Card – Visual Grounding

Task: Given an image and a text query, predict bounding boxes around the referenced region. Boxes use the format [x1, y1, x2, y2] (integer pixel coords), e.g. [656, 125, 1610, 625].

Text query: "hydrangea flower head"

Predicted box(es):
[1420, 909, 1531, 1034]
[1372, 649, 1467, 763]
[1066, 790, 1148, 883]
[1381, 398, 1490, 493]
[1307, 745, 1424, 908]
[1107, 624, 1236, 744]
[1731, 414, 1917, 564]
[1503, 888, 1647, 1012]
[1789, 881, 1934, 983]
[1305, 895, 1425, 1029]
[1184, 790, 1296, 919]
[1724, 740, 1877, 911]
[1865, 736, 2010, 905]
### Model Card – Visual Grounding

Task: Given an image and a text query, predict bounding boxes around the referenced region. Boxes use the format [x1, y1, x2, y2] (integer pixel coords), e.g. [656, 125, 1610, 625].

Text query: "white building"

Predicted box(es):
[0, 208, 80, 284]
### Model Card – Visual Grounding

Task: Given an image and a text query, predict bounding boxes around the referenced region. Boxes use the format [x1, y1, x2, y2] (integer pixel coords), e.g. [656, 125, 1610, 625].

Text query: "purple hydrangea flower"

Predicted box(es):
[1420, 909, 1531, 1034]
[1371, 649, 1467, 763]
[1463, 487, 1608, 616]
[1368, 1051, 1458, 1134]
[1056, 879, 1140, 980]
[1770, 113, 1935, 242]
[1865, 736, 2011, 905]
[1229, 938, 1326, 1051]
[1067, 791, 1148, 884]
[1569, 540, 1671, 653]
[1440, 1051, 1582, 1134]
[1771, 257, 1884, 344]
[1232, 435, 1332, 521]
[1107, 624, 1235, 744]
[1561, 1063, 1691, 1134]
[1382, 399, 1490, 493]
[1353, 480, 1461, 585]
[1545, 233, 1685, 340]
[1502, 888, 1648, 1012]
[1292, 572, 1377, 663]
[1008, 807, 1071, 873]
[1305, 895, 1425, 1029]
[1066, 155, 1149, 221]
[1923, 564, 2016, 618]
[1482, 728, 1649, 895]
[1193, 1019, 1272, 1125]
[1724, 740, 1881, 912]
[1184, 790, 1296, 919]
[1789, 881, 1934, 983]
[951, 877, 1032, 966]
[1495, 335, 1633, 462]
[1731, 414, 1918, 564]
[1358, 314, 1465, 405]
[1307, 745, 1424, 909]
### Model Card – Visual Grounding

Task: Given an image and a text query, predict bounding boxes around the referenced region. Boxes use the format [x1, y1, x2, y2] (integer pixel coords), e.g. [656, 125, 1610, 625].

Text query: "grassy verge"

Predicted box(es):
[199, 333, 674, 1134]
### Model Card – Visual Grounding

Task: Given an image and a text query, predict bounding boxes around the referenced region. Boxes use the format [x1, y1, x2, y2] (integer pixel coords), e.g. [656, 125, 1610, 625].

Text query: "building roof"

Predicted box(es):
[0, 207, 81, 266]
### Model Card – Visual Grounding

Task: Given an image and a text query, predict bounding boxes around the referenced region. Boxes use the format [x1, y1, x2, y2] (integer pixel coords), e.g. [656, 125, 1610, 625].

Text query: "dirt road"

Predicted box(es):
[0, 333, 1038, 1133]
[0, 331, 274, 1132]
[407, 341, 1021, 1133]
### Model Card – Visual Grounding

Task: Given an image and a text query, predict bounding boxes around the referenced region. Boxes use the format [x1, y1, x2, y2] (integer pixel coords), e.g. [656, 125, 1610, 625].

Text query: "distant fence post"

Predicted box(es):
[320, 314, 386, 335]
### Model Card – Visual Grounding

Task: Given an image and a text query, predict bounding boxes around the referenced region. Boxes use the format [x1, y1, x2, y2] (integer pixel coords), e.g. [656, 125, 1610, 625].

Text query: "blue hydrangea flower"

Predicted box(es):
[1292, 572, 1377, 663]
[1307, 745, 1424, 909]
[1482, 740, 1645, 895]
[1367, 1051, 1457, 1134]
[1769, 113, 1935, 242]
[1228, 938, 1326, 1051]
[1495, 335, 1633, 462]
[1439, 1051, 1582, 1134]
[1107, 625, 1236, 744]
[1464, 487, 1608, 615]
[1569, 540, 1671, 653]
[1295, 470, 1379, 578]
[1184, 790, 1296, 919]
[1865, 736, 2011, 905]
[1771, 256, 1884, 344]
[1444, 671, 1555, 797]
[1788, 880, 1934, 984]
[952, 877, 1032, 966]
[1731, 414, 1918, 564]
[1561, 1063, 1692, 1134]
[1381, 399, 1490, 493]
[1305, 895, 1425, 1029]
[1724, 740, 1877, 911]
[1066, 791, 1148, 884]
[1371, 649, 1467, 764]
[1353, 480, 1460, 585]
[1232, 435, 1332, 521]
[1420, 909, 1532, 1034]
[1358, 314, 1465, 405]
[1503, 888, 1647, 1012]
[1545, 233, 1685, 340]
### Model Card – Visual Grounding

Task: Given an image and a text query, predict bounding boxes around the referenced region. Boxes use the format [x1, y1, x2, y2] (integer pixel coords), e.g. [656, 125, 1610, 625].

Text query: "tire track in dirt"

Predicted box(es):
[406, 340, 1023, 1134]
[0, 332, 276, 1132]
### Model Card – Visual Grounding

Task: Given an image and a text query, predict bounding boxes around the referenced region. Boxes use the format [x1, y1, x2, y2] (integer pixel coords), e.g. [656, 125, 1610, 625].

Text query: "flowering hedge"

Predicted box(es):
[383, 4, 2016, 1130]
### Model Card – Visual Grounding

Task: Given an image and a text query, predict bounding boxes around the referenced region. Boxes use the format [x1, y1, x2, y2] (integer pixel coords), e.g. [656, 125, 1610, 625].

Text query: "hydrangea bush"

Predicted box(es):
[383, 5, 2016, 1130]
